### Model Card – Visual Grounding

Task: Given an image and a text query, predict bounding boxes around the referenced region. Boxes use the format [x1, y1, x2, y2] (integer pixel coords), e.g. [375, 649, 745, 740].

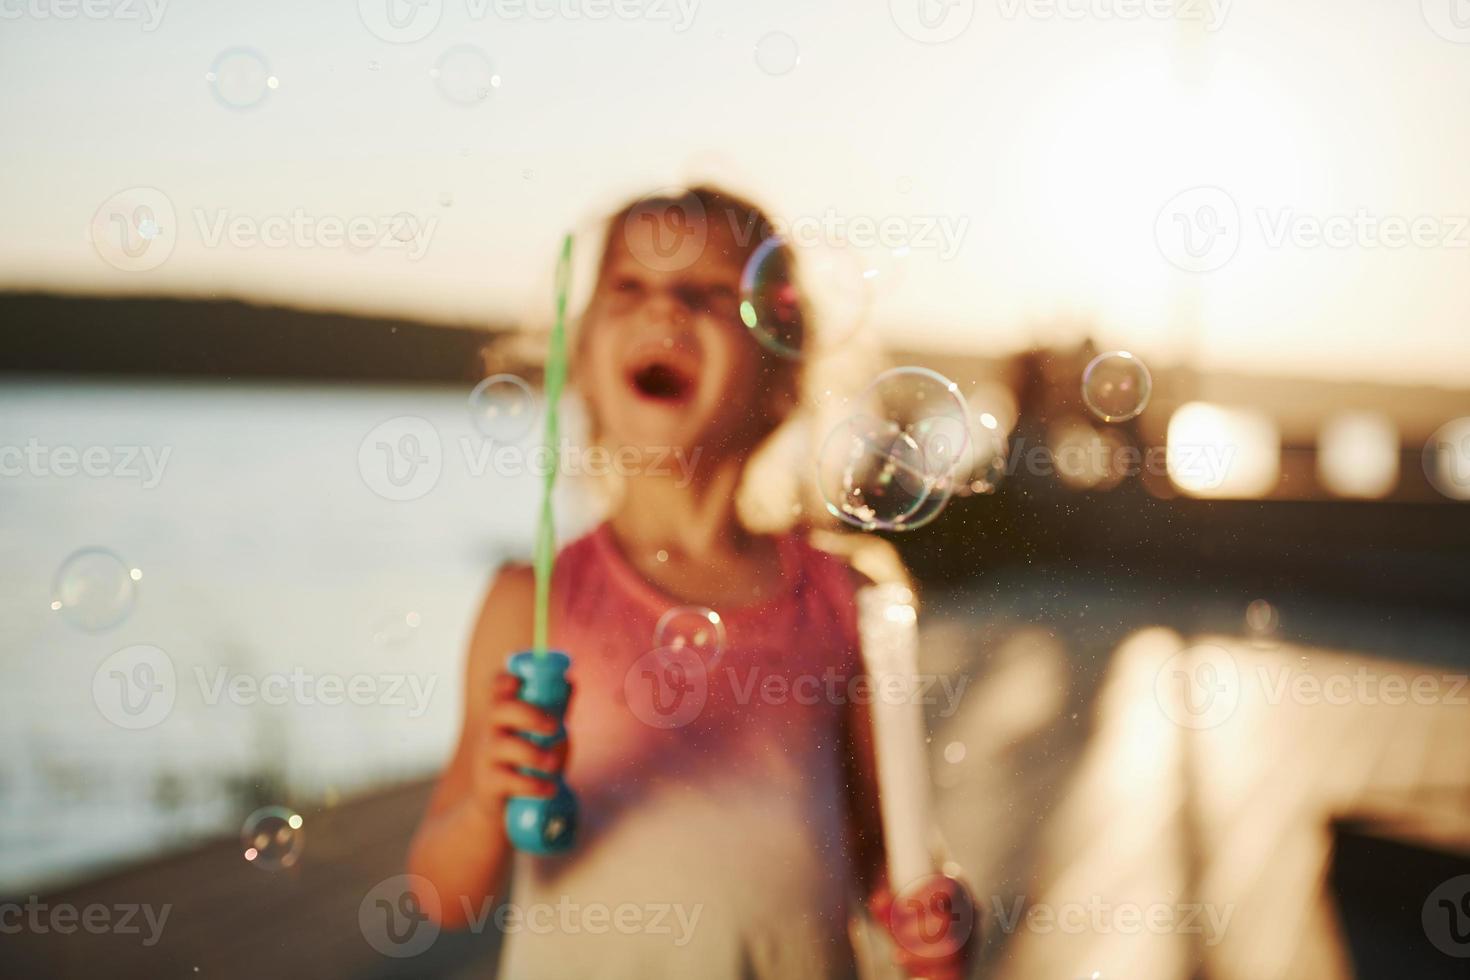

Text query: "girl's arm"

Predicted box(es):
[406, 565, 568, 928]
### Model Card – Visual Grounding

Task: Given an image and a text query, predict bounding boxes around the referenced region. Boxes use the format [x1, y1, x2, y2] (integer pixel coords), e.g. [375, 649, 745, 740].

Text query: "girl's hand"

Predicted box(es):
[468, 673, 571, 816]
[869, 875, 978, 980]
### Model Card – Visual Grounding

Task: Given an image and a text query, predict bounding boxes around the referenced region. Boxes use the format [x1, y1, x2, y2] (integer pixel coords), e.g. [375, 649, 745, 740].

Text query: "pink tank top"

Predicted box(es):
[501, 523, 866, 979]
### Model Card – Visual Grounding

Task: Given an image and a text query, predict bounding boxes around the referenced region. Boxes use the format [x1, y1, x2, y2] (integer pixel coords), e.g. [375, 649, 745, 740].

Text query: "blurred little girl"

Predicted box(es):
[408, 186, 971, 979]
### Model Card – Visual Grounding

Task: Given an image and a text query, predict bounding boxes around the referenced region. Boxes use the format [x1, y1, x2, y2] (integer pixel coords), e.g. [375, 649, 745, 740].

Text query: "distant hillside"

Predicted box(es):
[0, 292, 504, 383]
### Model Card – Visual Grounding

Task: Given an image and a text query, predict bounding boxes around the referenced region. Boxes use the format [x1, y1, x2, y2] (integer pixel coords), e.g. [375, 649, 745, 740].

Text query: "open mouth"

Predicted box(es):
[625, 346, 698, 405]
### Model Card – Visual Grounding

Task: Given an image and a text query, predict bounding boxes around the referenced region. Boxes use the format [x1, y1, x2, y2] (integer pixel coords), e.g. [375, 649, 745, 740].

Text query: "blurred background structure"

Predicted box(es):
[4, 0, 1470, 977]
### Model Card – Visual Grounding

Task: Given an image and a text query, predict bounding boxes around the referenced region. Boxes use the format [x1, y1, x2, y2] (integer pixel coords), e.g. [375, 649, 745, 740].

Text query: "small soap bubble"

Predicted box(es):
[654, 606, 726, 669]
[51, 548, 138, 632]
[754, 31, 800, 76]
[371, 610, 421, 648]
[207, 48, 274, 110]
[432, 45, 500, 106]
[1081, 351, 1152, 423]
[1245, 599, 1279, 648]
[468, 374, 538, 442]
[241, 806, 304, 870]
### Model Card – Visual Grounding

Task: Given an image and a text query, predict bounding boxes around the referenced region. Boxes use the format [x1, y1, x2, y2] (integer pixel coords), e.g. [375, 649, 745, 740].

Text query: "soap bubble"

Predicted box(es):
[468, 374, 537, 442]
[754, 31, 800, 76]
[654, 606, 726, 669]
[51, 548, 139, 632]
[816, 367, 974, 531]
[1245, 599, 1279, 647]
[241, 806, 305, 870]
[739, 236, 874, 358]
[371, 610, 422, 648]
[817, 415, 933, 530]
[431, 45, 500, 106]
[1081, 351, 1152, 423]
[206, 48, 276, 111]
[739, 236, 804, 358]
[861, 367, 971, 482]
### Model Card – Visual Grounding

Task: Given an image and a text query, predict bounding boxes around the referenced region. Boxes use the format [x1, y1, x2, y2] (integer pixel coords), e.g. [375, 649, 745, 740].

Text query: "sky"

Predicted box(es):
[3, 0, 1470, 387]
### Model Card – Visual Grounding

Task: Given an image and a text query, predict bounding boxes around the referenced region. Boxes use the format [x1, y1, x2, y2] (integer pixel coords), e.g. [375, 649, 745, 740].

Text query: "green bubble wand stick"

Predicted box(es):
[533, 232, 573, 657]
[504, 232, 578, 855]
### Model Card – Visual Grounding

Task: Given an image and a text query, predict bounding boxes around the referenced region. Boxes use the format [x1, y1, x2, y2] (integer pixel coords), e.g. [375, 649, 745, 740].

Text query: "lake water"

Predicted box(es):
[0, 378, 599, 892]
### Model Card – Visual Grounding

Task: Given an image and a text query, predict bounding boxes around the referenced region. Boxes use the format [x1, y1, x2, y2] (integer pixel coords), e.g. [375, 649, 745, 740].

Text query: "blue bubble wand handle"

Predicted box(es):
[504, 650, 577, 853]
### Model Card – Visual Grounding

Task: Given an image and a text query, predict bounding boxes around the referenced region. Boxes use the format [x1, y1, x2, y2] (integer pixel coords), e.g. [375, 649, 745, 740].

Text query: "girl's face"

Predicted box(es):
[579, 218, 779, 460]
